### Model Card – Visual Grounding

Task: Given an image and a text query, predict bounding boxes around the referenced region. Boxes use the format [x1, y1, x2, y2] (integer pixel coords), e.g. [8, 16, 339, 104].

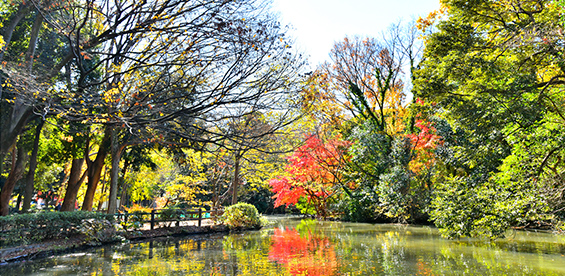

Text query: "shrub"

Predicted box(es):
[220, 203, 265, 230]
[0, 211, 114, 247]
[78, 218, 121, 245]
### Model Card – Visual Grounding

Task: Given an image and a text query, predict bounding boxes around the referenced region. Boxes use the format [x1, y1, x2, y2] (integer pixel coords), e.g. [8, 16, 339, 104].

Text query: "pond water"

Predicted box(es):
[2, 216, 565, 275]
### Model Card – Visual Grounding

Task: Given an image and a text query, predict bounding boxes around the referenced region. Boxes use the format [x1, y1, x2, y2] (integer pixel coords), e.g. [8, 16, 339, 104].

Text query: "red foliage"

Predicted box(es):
[269, 177, 305, 207]
[406, 118, 442, 173]
[269, 135, 350, 215]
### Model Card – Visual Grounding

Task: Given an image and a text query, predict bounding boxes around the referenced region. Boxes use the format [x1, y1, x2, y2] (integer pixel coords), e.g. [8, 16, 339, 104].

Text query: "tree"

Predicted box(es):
[21, 120, 44, 212]
[0, 141, 27, 215]
[126, 148, 209, 209]
[269, 135, 350, 218]
[415, 0, 565, 238]
[1, 0, 305, 214]
[310, 36, 407, 133]
[306, 30, 436, 223]
[211, 110, 297, 206]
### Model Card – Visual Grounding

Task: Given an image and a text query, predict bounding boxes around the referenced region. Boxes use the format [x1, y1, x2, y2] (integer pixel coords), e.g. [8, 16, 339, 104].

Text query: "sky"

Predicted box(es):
[272, 0, 441, 67]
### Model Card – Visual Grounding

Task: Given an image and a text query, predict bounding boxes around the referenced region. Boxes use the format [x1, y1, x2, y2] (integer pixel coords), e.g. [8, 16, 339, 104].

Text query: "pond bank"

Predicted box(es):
[0, 224, 229, 264]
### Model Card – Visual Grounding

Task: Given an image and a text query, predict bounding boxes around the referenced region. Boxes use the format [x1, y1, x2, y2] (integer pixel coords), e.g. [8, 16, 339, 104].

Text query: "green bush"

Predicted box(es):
[0, 211, 114, 247]
[220, 203, 265, 230]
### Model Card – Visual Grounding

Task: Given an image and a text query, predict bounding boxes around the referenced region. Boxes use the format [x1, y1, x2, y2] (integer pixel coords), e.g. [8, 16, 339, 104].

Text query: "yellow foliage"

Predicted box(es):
[127, 149, 212, 207]
[123, 204, 153, 213]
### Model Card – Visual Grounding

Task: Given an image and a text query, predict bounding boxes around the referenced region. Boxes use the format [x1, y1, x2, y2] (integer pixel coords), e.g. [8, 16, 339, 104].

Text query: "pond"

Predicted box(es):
[2, 216, 565, 275]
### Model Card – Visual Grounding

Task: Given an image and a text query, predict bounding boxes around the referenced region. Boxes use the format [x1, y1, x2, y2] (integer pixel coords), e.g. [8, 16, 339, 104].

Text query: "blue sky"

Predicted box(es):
[272, 0, 440, 67]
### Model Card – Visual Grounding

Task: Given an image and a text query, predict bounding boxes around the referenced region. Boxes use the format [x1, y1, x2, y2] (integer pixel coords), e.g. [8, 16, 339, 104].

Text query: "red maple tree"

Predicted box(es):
[406, 99, 442, 173]
[269, 135, 350, 217]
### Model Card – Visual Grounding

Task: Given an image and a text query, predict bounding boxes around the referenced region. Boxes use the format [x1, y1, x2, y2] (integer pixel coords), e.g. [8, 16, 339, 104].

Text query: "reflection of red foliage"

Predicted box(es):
[269, 227, 338, 276]
[417, 259, 433, 275]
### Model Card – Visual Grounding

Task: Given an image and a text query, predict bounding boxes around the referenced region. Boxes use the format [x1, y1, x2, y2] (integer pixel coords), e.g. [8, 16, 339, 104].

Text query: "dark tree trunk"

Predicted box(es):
[0, 5, 39, 157]
[22, 120, 44, 213]
[107, 127, 123, 214]
[60, 158, 86, 212]
[81, 127, 111, 211]
[118, 159, 131, 210]
[0, 106, 34, 161]
[0, 153, 5, 181]
[231, 154, 241, 205]
[0, 145, 28, 216]
[97, 171, 108, 212]
[24, 9, 43, 72]
[15, 193, 22, 212]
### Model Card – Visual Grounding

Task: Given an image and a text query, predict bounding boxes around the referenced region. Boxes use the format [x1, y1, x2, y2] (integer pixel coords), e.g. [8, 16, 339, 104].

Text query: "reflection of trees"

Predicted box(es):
[269, 226, 338, 276]
[220, 233, 287, 276]
[2, 221, 565, 275]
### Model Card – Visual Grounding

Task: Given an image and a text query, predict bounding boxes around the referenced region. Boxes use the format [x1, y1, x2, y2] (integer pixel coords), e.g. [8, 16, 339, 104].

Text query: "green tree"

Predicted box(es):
[415, 0, 565, 238]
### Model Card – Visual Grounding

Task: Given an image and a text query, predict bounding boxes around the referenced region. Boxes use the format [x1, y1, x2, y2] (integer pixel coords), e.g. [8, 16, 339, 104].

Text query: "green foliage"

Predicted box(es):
[341, 120, 431, 223]
[220, 203, 265, 230]
[0, 211, 114, 247]
[239, 184, 284, 214]
[124, 211, 148, 230]
[415, 0, 565, 238]
[126, 149, 209, 208]
[295, 196, 317, 216]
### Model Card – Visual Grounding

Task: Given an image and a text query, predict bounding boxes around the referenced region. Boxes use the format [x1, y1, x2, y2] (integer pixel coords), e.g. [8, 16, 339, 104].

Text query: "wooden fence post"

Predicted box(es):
[198, 208, 202, 227]
[176, 210, 180, 227]
[151, 209, 156, 230]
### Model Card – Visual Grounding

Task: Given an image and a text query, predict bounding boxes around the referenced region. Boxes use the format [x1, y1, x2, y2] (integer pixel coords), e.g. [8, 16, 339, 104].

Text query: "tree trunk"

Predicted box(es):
[118, 160, 131, 210]
[60, 158, 86, 212]
[15, 193, 22, 212]
[24, 9, 43, 72]
[97, 169, 108, 212]
[231, 154, 241, 205]
[81, 127, 111, 211]
[0, 153, 5, 180]
[0, 105, 34, 160]
[0, 3, 29, 101]
[0, 145, 28, 216]
[0, 6, 41, 159]
[97, 187, 105, 212]
[107, 127, 123, 214]
[22, 120, 44, 213]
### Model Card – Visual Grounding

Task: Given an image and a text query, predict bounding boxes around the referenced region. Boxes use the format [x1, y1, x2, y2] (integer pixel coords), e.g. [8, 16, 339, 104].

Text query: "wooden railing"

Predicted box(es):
[115, 207, 224, 230]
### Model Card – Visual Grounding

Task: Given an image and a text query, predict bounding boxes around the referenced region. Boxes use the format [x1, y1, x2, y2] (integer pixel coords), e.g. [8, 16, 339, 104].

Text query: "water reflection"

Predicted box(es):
[268, 227, 337, 275]
[1, 218, 565, 275]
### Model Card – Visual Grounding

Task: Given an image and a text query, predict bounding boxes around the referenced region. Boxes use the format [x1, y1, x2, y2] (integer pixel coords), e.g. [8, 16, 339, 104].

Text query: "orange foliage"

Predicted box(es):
[317, 36, 407, 135]
[416, 3, 448, 32]
[301, 72, 349, 130]
[269, 135, 350, 216]
[406, 100, 443, 173]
